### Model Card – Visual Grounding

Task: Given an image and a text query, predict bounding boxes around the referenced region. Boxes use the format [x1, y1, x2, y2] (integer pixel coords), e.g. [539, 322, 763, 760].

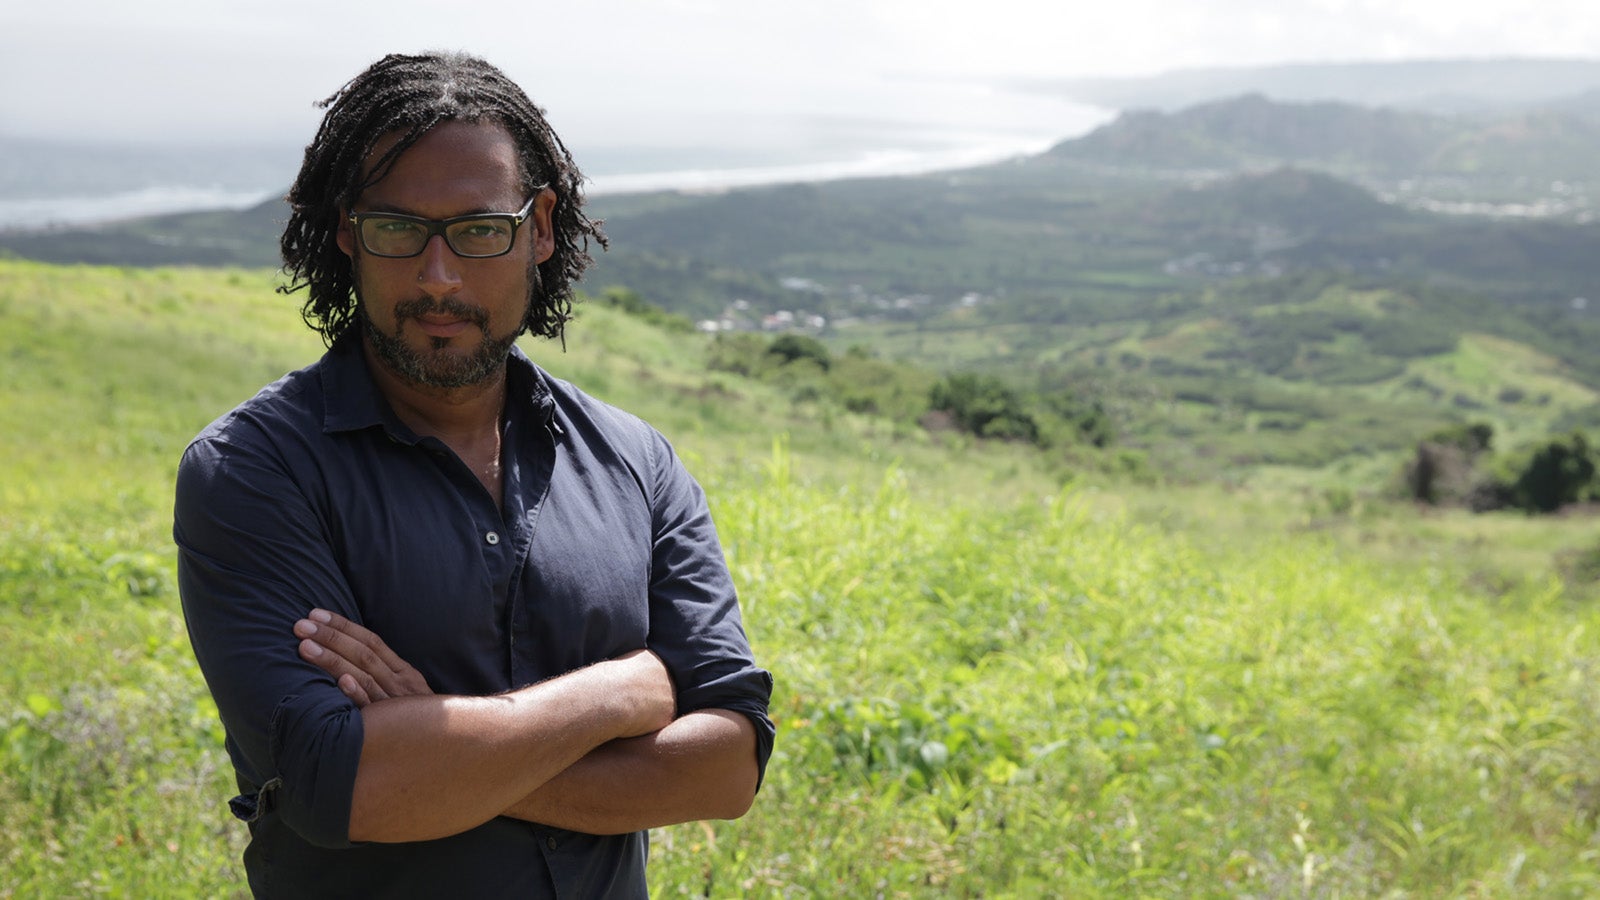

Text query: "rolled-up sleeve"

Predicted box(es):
[642, 430, 776, 786]
[175, 430, 365, 849]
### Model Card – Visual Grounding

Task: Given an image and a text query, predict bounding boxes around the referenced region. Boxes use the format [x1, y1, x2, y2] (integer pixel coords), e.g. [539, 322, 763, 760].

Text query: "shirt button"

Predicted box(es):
[485, 531, 500, 546]
[545, 836, 558, 850]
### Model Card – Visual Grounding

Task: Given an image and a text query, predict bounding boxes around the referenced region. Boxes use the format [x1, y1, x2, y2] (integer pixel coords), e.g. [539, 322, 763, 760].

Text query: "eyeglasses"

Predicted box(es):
[347, 194, 539, 258]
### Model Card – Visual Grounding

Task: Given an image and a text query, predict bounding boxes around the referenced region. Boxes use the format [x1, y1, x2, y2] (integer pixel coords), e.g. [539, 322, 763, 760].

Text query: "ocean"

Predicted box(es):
[0, 103, 1112, 231]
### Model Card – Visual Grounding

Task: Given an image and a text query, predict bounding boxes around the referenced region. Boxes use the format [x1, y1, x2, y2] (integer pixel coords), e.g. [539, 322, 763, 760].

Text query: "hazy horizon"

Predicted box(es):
[6, 0, 1600, 232]
[8, 1, 1600, 142]
[0, 96, 1108, 229]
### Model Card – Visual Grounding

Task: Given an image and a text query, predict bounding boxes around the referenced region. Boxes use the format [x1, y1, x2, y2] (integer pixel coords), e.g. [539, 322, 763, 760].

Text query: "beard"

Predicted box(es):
[354, 258, 538, 390]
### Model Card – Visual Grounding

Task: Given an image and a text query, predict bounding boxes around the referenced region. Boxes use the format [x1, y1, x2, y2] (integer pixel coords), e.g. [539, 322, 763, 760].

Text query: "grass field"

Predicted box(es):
[2, 260, 1598, 897]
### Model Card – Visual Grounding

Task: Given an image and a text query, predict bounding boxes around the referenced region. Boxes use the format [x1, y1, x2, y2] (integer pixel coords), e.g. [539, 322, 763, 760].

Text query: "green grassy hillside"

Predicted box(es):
[9, 95, 1600, 495]
[2, 261, 1598, 896]
[850, 272, 1599, 486]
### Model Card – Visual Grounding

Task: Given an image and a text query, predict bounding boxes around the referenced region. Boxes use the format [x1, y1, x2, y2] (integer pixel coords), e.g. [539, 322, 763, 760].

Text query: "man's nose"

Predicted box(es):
[416, 235, 463, 295]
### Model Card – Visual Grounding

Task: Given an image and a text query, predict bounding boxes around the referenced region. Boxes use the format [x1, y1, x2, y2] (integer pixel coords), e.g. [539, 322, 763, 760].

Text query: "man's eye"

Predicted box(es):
[375, 220, 424, 235]
[458, 222, 509, 238]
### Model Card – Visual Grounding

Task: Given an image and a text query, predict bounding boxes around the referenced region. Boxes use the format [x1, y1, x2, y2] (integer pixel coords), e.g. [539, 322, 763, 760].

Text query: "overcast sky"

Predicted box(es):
[5, 1, 1599, 157]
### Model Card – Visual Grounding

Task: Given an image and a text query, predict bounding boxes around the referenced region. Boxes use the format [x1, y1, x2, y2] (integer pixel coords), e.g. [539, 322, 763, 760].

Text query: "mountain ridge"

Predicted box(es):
[6, 89, 1600, 481]
[1047, 92, 1600, 185]
[1021, 57, 1600, 115]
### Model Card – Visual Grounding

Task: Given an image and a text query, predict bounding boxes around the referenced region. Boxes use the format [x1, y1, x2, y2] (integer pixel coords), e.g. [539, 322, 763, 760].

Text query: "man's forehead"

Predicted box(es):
[361, 119, 518, 171]
[355, 119, 525, 205]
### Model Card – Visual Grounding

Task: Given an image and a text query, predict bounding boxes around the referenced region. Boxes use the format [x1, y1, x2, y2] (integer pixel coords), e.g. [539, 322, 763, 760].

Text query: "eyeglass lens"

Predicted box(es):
[359, 215, 516, 258]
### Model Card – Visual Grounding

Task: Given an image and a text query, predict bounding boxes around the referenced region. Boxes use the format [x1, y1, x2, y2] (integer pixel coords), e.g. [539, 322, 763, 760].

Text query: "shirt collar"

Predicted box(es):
[320, 333, 555, 437]
[505, 343, 557, 429]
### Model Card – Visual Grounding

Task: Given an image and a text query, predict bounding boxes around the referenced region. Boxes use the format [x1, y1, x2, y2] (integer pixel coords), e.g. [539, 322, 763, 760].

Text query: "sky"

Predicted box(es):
[3, 0, 1599, 188]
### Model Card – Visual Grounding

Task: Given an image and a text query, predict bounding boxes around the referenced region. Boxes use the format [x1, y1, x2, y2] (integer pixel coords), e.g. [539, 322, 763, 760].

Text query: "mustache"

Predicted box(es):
[392, 296, 490, 329]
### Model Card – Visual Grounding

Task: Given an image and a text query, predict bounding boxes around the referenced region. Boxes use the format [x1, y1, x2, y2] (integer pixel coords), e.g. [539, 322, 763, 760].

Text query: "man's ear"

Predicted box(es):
[336, 212, 356, 258]
[530, 187, 557, 265]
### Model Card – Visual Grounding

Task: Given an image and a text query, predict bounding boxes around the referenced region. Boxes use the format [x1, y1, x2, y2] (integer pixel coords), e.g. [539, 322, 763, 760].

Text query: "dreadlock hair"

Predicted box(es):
[278, 51, 607, 346]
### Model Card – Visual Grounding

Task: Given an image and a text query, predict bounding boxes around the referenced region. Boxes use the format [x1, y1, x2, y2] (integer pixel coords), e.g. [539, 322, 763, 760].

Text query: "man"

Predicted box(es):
[175, 52, 774, 898]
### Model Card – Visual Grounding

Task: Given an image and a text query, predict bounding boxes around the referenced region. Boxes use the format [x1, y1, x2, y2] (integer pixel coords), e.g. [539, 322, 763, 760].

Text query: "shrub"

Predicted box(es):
[928, 374, 1040, 445]
[1403, 422, 1495, 505]
[594, 286, 694, 332]
[706, 332, 773, 377]
[766, 334, 831, 371]
[1512, 432, 1597, 513]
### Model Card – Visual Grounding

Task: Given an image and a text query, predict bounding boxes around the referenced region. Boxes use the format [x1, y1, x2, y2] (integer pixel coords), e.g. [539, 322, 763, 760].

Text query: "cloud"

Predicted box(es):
[2, 0, 1596, 143]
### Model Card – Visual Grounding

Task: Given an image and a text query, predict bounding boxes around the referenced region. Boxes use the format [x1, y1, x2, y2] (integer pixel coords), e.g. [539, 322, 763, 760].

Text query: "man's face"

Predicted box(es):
[336, 120, 556, 390]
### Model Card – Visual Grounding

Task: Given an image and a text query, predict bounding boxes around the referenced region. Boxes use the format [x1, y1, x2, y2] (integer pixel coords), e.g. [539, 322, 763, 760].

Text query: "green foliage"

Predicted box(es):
[1401, 424, 1600, 514]
[6, 260, 1600, 896]
[824, 349, 936, 423]
[928, 373, 1041, 444]
[1403, 422, 1496, 505]
[1045, 391, 1116, 449]
[592, 286, 694, 332]
[0, 528, 244, 896]
[813, 697, 1021, 793]
[766, 333, 831, 370]
[705, 332, 771, 378]
[1512, 432, 1598, 513]
[695, 445, 1600, 896]
[707, 332, 941, 428]
[1428, 422, 1496, 457]
[1558, 541, 1600, 595]
[13, 102, 1600, 490]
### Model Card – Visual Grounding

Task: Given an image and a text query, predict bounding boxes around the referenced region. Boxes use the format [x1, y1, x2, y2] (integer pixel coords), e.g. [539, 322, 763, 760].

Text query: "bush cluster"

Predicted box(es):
[1403, 422, 1598, 513]
[928, 373, 1041, 443]
[593, 286, 695, 333]
[703, 329, 1116, 452]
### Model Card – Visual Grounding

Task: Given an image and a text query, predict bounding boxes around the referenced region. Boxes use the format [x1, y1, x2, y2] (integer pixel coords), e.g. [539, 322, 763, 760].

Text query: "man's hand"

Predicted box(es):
[295, 608, 433, 706]
[294, 608, 744, 838]
[294, 609, 676, 729]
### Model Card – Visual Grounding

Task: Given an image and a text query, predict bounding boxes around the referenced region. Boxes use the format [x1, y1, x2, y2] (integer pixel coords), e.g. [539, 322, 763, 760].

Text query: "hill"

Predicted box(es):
[1049, 91, 1600, 194]
[3, 260, 1599, 895]
[7, 94, 1600, 484]
[1021, 57, 1600, 115]
[1048, 94, 1462, 173]
[0, 194, 285, 267]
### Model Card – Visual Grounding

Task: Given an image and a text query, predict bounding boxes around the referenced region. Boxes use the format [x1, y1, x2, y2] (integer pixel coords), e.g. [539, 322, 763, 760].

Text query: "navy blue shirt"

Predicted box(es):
[175, 336, 774, 898]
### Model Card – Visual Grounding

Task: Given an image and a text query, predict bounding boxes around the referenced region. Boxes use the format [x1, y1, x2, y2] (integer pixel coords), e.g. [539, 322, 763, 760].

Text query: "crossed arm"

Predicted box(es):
[294, 609, 760, 842]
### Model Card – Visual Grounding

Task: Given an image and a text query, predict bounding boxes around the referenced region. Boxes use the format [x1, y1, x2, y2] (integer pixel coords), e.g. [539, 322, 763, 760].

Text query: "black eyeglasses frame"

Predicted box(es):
[346, 193, 541, 259]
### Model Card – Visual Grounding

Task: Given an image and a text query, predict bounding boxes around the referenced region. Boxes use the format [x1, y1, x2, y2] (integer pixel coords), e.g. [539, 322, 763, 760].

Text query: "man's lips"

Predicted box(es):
[413, 314, 473, 339]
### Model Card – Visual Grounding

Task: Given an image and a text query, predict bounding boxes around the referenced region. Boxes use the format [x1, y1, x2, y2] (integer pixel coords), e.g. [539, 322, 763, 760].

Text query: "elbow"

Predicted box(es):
[345, 799, 387, 844]
[709, 761, 760, 821]
[705, 708, 765, 820]
[715, 792, 756, 821]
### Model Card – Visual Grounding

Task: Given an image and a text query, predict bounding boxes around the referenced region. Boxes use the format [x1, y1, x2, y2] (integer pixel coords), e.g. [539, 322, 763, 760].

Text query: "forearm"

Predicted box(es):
[349, 657, 669, 842]
[503, 709, 759, 835]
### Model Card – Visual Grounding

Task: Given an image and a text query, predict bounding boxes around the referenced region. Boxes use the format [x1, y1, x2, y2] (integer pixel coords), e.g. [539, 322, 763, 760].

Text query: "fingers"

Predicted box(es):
[297, 635, 389, 705]
[302, 609, 413, 675]
[338, 673, 373, 707]
[293, 608, 433, 705]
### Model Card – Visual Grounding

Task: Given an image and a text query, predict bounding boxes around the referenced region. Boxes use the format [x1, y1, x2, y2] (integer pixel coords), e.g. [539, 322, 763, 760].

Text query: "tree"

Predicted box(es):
[1512, 432, 1597, 513]
[767, 334, 831, 370]
[928, 374, 1040, 444]
[1403, 422, 1494, 505]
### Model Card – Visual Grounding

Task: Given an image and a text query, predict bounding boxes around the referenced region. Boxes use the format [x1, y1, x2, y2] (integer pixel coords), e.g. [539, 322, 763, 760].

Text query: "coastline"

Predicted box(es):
[0, 120, 1109, 231]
